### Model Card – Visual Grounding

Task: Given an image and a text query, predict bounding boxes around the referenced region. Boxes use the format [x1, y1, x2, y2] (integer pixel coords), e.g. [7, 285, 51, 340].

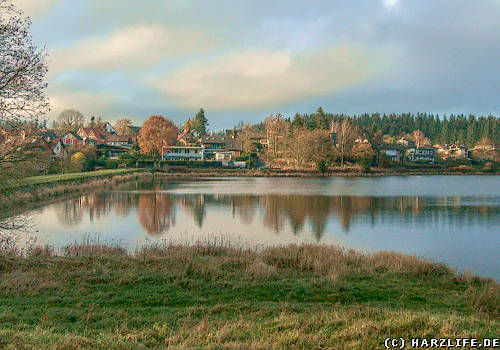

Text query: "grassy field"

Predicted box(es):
[0, 243, 498, 349]
[10, 168, 141, 188]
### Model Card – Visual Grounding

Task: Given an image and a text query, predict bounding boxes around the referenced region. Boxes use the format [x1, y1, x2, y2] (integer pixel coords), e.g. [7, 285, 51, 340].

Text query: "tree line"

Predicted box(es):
[281, 108, 499, 148]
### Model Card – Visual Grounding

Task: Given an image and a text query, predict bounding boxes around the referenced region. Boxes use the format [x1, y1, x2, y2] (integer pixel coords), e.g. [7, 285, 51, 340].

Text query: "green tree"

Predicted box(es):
[190, 108, 209, 135]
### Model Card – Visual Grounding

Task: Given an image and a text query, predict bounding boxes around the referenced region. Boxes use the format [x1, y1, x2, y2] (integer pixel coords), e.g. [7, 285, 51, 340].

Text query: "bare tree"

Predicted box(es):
[412, 130, 426, 148]
[0, 0, 49, 122]
[265, 114, 289, 159]
[55, 109, 84, 133]
[113, 118, 133, 135]
[332, 119, 357, 167]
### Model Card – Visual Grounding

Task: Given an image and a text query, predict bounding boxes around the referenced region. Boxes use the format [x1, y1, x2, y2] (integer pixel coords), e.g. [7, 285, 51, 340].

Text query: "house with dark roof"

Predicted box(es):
[60, 131, 83, 146]
[406, 147, 435, 162]
[77, 127, 111, 144]
[50, 139, 68, 158]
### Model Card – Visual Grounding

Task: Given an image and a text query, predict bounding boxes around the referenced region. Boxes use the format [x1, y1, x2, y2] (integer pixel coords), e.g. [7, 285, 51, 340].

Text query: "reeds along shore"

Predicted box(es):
[0, 242, 498, 349]
[0, 172, 153, 209]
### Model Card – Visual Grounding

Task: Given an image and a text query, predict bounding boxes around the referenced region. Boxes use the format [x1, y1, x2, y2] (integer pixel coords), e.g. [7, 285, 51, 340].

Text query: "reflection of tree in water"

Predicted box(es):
[262, 196, 286, 234]
[80, 192, 112, 222]
[55, 199, 84, 227]
[231, 196, 258, 225]
[137, 193, 176, 235]
[112, 192, 134, 217]
[182, 195, 206, 228]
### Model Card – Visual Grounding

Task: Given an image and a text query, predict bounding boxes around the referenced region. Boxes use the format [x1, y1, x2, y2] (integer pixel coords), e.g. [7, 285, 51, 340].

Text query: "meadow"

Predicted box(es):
[0, 242, 497, 349]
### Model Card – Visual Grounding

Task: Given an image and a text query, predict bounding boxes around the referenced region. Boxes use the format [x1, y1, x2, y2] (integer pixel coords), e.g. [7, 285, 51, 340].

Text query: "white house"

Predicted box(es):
[163, 146, 205, 161]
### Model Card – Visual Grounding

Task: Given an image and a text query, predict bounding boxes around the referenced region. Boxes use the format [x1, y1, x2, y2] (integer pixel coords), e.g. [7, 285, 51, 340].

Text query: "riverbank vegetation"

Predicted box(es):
[0, 170, 152, 210]
[0, 242, 497, 349]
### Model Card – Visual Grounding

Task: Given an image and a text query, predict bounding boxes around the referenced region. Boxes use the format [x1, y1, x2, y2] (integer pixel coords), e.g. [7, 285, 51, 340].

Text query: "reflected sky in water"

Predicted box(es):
[4, 176, 500, 279]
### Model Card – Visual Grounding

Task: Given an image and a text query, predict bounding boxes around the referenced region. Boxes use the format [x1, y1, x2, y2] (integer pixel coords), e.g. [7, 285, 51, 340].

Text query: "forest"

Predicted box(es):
[253, 109, 500, 148]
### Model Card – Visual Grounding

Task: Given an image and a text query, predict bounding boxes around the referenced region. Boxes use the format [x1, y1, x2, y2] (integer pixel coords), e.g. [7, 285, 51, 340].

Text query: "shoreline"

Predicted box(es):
[0, 242, 497, 349]
[1, 169, 498, 212]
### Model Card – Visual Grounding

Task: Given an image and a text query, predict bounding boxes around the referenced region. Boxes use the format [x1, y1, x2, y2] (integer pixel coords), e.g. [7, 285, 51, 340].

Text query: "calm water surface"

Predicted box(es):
[4, 176, 500, 279]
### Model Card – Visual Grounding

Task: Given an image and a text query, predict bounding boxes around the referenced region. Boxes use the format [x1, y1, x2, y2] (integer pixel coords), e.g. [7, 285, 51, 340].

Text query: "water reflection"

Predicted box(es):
[50, 184, 499, 239]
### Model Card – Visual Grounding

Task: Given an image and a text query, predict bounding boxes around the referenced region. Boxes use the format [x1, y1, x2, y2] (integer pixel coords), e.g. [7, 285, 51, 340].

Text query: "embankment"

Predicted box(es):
[0, 169, 153, 210]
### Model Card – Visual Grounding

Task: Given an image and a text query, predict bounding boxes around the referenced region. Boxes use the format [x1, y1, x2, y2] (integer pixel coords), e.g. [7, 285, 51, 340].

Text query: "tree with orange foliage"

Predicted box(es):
[138, 115, 178, 159]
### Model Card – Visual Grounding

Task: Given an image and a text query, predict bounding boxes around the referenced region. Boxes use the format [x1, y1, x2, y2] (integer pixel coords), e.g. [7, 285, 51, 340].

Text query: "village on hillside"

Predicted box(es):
[0, 108, 498, 177]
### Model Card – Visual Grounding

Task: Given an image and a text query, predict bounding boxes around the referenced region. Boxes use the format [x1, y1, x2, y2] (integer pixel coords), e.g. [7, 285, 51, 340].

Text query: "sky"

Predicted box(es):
[16, 0, 500, 129]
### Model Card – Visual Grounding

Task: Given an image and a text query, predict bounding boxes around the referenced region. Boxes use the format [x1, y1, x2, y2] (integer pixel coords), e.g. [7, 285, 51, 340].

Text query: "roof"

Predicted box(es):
[177, 129, 192, 141]
[201, 135, 226, 144]
[79, 127, 111, 140]
[106, 135, 133, 142]
[40, 129, 57, 138]
[225, 138, 242, 151]
[61, 131, 83, 140]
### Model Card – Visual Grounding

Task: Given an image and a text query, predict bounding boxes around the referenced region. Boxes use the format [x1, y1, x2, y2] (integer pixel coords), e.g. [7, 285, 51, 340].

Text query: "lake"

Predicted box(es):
[3, 175, 500, 279]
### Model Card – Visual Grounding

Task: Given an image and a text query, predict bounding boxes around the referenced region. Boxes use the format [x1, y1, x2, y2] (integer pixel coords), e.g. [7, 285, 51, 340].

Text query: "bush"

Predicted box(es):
[105, 159, 119, 169]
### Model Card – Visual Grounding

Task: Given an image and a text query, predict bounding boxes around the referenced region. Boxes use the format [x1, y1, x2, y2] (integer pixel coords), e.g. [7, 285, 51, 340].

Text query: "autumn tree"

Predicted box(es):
[351, 143, 375, 172]
[0, 0, 49, 122]
[286, 128, 336, 172]
[113, 118, 133, 135]
[55, 109, 84, 133]
[138, 115, 178, 159]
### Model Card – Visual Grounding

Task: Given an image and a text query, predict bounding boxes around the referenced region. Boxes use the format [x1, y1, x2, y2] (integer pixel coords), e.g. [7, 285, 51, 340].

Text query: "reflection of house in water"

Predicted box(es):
[53, 188, 500, 241]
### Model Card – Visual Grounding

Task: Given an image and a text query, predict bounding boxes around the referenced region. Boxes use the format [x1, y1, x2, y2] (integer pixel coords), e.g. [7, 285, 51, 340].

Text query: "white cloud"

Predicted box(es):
[383, 0, 399, 10]
[48, 87, 113, 118]
[152, 46, 379, 111]
[50, 24, 218, 73]
[15, 0, 59, 17]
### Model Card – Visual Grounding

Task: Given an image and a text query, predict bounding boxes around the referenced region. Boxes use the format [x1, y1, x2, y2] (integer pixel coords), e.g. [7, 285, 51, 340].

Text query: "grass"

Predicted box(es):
[0, 171, 153, 210]
[10, 168, 141, 188]
[0, 242, 498, 349]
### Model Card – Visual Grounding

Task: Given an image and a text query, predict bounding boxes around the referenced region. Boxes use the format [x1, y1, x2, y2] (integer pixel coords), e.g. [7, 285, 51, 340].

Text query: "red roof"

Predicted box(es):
[177, 129, 191, 141]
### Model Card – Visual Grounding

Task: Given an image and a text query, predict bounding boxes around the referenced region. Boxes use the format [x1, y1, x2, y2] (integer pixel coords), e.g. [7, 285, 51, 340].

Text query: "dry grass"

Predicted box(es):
[0, 172, 153, 209]
[0, 242, 498, 349]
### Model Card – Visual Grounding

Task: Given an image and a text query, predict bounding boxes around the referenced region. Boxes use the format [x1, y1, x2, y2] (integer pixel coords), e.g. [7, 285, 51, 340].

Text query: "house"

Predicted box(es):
[60, 131, 83, 146]
[96, 144, 128, 159]
[381, 149, 402, 162]
[95, 122, 116, 135]
[406, 147, 435, 162]
[77, 127, 111, 145]
[125, 125, 141, 136]
[225, 138, 243, 157]
[448, 144, 469, 158]
[397, 137, 415, 148]
[215, 151, 233, 161]
[106, 135, 134, 147]
[40, 129, 57, 142]
[201, 135, 226, 151]
[27, 136, 54, 156]
[434, 143, 469, 159]
[177, 129, 198, 146]
[162, 145, 205, 161]
[51, 139, 68, 158]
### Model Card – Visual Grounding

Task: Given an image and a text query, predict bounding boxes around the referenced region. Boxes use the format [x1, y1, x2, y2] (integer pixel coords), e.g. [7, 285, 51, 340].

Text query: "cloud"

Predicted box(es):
[48, 87, 113, 118]
[15, 0, 59, 17]
[383, 0, 399, 10]
[152, 46, 380, 111]
[50, 24, 218, 73]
